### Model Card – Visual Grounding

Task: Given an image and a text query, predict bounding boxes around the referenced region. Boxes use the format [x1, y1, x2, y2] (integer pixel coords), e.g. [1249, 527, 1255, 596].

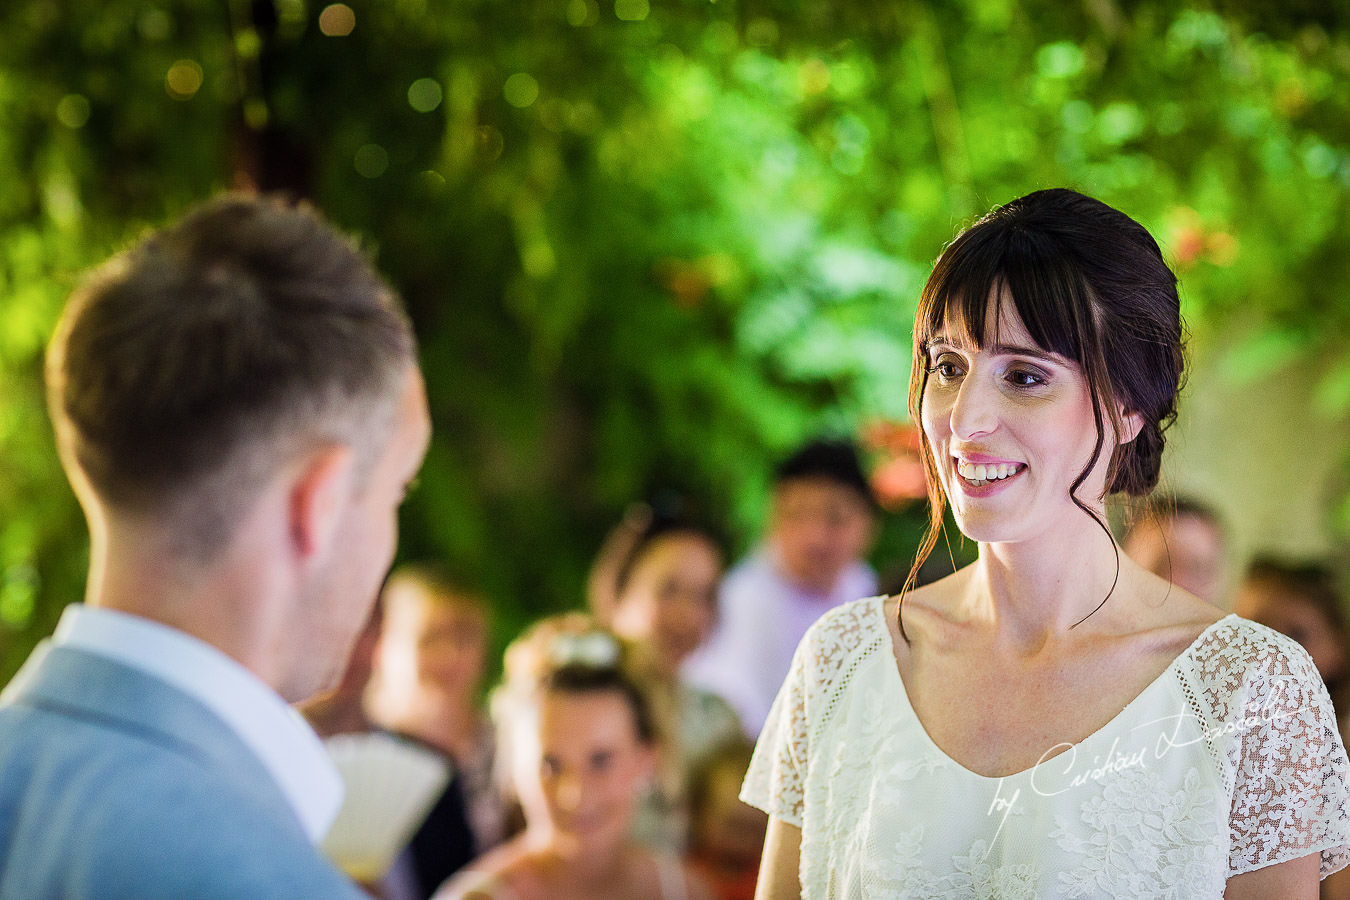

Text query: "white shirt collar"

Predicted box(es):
[52, 603, 343, 844]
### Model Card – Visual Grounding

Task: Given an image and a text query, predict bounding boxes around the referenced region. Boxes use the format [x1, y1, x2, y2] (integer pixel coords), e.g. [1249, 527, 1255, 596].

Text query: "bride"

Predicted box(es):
[745, 188, 1350, 899]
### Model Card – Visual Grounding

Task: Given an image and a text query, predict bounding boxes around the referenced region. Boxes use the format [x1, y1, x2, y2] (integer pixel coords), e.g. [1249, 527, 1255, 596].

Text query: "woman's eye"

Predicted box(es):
[928, 357, 963, 380]
[1007, 368, 1045, 387]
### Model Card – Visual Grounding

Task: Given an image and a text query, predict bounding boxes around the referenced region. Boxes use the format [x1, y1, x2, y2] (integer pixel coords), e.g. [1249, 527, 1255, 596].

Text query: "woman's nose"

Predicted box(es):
[554, 773, 583, 811]
[949, 374, 998, 440]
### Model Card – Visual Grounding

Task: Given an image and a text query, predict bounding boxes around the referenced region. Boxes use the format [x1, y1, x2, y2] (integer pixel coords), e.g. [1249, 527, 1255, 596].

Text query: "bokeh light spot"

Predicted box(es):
[354, 143, 389, 178]
[504, 73, 539, 108]
[566, 0, 599, 26]
[1036, 41, 1085, 79]
[165, 60, 204, 100]
[137, 8, 172, 41]
[56, 94, 91, 128]
[408, 78, 443, 112]
[319, 4, 356, 36]
[799, 58, 831, 95]
[614, 0, 649, 21]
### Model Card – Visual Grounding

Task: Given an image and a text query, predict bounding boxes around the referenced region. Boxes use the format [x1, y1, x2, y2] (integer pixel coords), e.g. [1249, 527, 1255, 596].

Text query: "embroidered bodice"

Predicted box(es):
[743, 597, 1350, 898]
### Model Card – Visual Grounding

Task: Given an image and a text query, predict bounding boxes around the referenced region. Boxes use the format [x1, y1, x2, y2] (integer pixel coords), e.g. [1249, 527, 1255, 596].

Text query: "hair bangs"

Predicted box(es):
[997, 229, 1100, 368]
[914, 230, 1005, 354]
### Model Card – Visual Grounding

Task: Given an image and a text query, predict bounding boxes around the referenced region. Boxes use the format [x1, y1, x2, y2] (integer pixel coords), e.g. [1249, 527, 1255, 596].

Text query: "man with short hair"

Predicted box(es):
[683, 439, 878, 737]
[0, 195, 431, 897]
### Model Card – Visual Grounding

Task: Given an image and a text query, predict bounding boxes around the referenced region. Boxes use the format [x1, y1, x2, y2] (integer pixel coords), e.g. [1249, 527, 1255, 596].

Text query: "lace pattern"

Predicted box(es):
[742, 597, 1350, 898]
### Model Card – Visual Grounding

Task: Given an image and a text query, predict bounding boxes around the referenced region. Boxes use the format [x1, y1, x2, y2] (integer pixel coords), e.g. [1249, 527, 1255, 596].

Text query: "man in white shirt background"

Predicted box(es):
[684, 439, 878, 737]
[0, 195, 430, 898]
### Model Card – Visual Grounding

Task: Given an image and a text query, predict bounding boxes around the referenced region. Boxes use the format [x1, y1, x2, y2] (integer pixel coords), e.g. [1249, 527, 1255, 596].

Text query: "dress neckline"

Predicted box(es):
[877, 598, 1238, 781]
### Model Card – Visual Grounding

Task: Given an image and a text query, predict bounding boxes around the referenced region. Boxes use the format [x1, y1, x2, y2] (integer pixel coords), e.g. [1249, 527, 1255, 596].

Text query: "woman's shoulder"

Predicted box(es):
[431, 870, 510, 900]
[646, 850, 717, 900]
[807, 593, 890, 644]
[794, 594, 892, 673]
[1182, 614, 1327, 713]
[431, 843, 529, 900]
[1189, 614, 1319, 675]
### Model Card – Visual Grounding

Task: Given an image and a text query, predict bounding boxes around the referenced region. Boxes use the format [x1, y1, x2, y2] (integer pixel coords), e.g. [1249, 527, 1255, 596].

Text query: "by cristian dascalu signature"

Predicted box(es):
[982, 676, 1300, 851]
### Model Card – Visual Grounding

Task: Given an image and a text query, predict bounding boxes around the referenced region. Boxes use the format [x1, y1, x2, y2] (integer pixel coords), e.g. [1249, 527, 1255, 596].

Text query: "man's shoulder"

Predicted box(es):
[0, 648, 360, 898]
[0, 702, 359, 898]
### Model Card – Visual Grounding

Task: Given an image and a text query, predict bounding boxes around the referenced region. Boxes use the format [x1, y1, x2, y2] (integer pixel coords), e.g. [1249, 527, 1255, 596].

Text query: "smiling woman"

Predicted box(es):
[433, 614, 714, 900]
[743, 189, 1350, 900]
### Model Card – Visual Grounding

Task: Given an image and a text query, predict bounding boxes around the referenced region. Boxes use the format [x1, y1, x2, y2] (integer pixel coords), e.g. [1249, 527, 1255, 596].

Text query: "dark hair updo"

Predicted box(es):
[905, 189, 1185, 594]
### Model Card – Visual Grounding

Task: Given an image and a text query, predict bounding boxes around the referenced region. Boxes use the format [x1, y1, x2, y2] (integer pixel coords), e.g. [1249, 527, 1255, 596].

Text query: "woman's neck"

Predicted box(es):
[527, 827, 633, 887]
[968, 510, 1123, 649]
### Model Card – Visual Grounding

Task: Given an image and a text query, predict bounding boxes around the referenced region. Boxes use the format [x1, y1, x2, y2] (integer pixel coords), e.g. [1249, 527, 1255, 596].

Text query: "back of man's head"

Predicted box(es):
[46, 194, 416, 560]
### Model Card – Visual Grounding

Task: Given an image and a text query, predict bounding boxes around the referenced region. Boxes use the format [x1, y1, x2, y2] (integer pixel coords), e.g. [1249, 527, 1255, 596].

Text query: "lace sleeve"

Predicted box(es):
[1224, 627, 1350, 879]
[741, 597, 882, 827]
[741, 624, 810, 826]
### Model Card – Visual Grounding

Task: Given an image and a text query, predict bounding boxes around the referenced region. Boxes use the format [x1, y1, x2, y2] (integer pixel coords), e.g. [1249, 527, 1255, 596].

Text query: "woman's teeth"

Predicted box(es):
[956, 459, 1021, 485]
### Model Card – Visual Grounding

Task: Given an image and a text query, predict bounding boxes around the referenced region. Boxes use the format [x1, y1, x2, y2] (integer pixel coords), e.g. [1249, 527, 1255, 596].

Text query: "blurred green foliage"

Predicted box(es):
[2, 0, 1349, 680]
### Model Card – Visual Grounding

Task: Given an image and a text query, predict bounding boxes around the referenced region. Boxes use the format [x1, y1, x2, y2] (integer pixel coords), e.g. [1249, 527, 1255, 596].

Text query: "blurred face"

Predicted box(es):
[610, 533, 721, 675]
[291, 367, 431, 700]
[770, 479, 874, 594]
[383, 588, 489, 704]
[515, 689, 654, 855]
[1235, 584, 1346, 682]
[1122, 513, 1224, 603]
[920, 298, 1123, 545]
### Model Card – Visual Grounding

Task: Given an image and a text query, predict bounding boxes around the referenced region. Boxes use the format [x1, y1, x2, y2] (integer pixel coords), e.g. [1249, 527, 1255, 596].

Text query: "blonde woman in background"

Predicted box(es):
[435, 614, 713, 900]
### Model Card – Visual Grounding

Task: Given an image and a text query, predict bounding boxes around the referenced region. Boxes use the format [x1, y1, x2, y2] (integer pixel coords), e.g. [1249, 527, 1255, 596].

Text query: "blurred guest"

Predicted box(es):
[367, 565, 504, 894]
[684, 439, 878, 736]
[1122, 494, 1226, 604]
[435, 615, 714, 900]
[1234, 557, 1350, 713]
[590, 505, 742, 850]
[686, 741, 766, 900]
[0, 195, 426, 897]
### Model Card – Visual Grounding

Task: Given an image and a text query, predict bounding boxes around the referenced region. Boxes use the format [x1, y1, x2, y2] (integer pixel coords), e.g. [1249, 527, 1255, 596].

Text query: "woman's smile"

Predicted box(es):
[953, 456, 1027, 489]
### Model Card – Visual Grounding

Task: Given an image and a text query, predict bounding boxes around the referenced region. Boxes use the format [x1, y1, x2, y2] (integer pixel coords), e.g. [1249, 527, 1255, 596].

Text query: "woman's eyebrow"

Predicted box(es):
[988, 342, 1062, 363]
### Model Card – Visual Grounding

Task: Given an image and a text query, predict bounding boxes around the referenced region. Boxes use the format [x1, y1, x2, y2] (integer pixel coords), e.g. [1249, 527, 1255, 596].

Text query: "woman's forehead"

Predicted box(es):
[927, 287, 1034, 348]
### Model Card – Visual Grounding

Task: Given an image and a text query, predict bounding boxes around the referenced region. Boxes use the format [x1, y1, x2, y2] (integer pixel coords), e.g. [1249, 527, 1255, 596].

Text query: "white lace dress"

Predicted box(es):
[743, 597, 1350, 899]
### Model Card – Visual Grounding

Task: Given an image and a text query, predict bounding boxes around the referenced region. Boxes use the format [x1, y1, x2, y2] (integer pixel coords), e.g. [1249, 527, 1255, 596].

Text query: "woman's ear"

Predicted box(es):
[1118, 408, 1145, 445]
[289, 444, 355, 560]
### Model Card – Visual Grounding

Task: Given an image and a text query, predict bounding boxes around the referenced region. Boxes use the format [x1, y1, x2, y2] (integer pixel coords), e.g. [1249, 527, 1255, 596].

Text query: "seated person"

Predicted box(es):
[434, 615, 713, 900]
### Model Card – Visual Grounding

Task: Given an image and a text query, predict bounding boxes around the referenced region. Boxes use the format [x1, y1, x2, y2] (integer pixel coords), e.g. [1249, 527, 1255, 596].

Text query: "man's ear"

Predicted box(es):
[289, 445, 355, 560]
